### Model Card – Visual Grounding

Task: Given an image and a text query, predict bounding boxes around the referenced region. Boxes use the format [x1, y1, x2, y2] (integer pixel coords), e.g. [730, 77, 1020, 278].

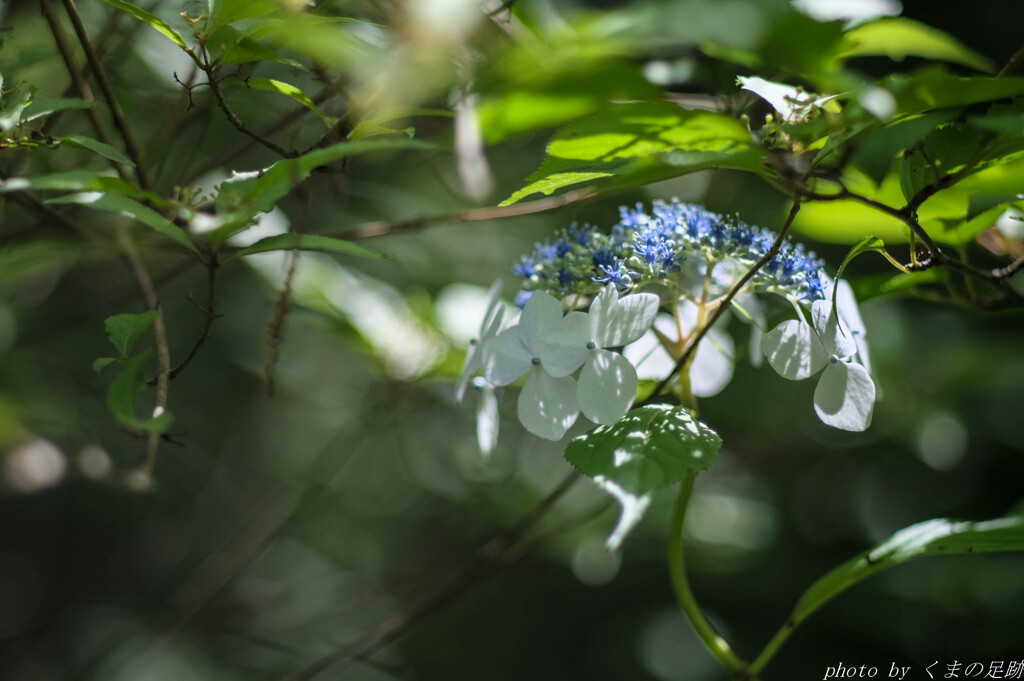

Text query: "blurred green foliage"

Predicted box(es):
[0, 0, 1023, 680]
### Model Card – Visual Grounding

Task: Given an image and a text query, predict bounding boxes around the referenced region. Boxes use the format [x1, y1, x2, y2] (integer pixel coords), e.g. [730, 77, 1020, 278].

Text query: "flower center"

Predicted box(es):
[531, 357, 541, 366]
[829, 354, 840, 364]
[469, 338, 478, 346]
[586, 341, 596, 350]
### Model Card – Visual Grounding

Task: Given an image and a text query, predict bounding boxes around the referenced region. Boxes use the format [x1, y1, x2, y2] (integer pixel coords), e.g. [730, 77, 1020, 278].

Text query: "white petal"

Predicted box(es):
[833, 280, 865, 335]
[519, 290, 563, 356]
[623, 319, 677, 380]
[691, 328, 735, 397]
[591, 286, 660, 348]
[481, 279, 504, 328]
[593, 476, 652, 551]
[476, 385, 499, 457]
[814, 361, 876, 431]
[455, 343, 482, 403]
[481, 327, 534, 386]
[811, 299, 856, 359]
[517, 370, 580, 441]
[537, 310, 591, 377]
[762, 319, 828, 380]
[578, 350, 638, 425]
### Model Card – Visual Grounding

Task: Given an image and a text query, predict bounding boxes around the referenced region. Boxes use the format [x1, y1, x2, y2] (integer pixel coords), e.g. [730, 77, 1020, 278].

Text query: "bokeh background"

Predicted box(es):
[1, 1, 1023, 679]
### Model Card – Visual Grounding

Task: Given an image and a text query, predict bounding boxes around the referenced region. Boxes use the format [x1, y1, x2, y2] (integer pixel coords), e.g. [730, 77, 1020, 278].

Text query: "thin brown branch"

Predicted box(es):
[199, 52, 295, 159]
[61, 0, 149, 189]
[122, 238, 171, 474]
[168, 253, 220, 381]
[40, 0, 132, 183]
[993, 255, 1024, 280]
[997, 44, 1024, 78]
[642, 195, 804, 405]
[285, 478, 598, 681]
[342, 188, 598, 239]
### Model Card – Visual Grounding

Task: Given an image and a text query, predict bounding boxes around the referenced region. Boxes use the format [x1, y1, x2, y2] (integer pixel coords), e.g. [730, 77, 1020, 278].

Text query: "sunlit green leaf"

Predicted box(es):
[898, 149, 935, 204]
[237, 234, 386, 260]
[842, 18, 993, 72]
[47, 193, 198, 253]
[97, 0, 189, 50]
[59, 135, 135, 167]
[237, 77, 336, 126]
[501, 102, 763, 205]
[790, 515, 1024, 631]
[20, 97, 95, 123]
[104, 311, 158, 358]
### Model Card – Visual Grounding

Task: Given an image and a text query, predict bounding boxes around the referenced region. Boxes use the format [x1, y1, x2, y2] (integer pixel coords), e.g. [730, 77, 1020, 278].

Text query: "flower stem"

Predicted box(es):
[669, 474, 746, 675]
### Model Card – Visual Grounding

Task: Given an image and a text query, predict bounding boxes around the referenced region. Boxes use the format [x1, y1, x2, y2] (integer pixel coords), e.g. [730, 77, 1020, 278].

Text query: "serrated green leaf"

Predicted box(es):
[46, 192, 198, 253]
[566, 404, 721, 548]
[239, 77, 336, 126]
[238, 233, 386, 259]
[93, 357, 118, 374]
[898, 148, 936, 204]
[789, 515, 1024, 632]
[97, 0, 189, 50]
[106, 351, 173, 434]
[59, 135, 135, 167]
[501, 102, 762, 205]
[842, 18, 994, 72]
[104, 310, 158, 357]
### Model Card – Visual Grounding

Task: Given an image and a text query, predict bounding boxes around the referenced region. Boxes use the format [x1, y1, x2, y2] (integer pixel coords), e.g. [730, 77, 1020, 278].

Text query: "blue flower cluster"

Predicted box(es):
[512, 200, 828, 304]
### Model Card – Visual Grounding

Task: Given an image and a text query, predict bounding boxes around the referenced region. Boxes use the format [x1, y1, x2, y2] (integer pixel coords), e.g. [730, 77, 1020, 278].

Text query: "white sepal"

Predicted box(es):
[813, 361, 876, 432]
[762, 319, 828, 380]
[517, 370, 581, 441]
[578, 349, 639, 425]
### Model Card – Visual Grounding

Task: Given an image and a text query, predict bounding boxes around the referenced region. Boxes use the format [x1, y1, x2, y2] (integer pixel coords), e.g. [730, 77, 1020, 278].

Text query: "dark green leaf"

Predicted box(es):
[898, 148, 936, 204]
[59, 135, 135, 167]
[842, 18, 993, 72]
[566, 404, 721, 548]
[93, 357, 118, 374]
[46, 193, 198, 253]
[20, 97, 95, 122]
[104, 310, 158, 357]
[850, 112, 952, 185]
[790, 515, 1024, 629]
[0, 170, 141, 197]
[97, 0, 189, 50]
[106, 351, 173, 434]
[883, 68, 1024, 115]
[237, 234, 386, 259]
[206, 25, 300, 67]
[967, 193, 1024, 221]
[206, 0, 279, 34]
[851, 270, 946, 301]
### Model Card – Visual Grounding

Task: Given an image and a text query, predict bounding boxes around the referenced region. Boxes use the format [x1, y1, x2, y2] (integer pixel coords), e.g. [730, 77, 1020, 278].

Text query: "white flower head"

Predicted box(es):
[481, 291, 590, 440]
[577, 285, 660, 424]
[762, 297, 876, 431]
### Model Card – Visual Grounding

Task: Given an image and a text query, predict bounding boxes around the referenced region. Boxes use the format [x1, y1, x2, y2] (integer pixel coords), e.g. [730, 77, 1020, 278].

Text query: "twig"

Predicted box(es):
[167, 253, 220, 381]
[199, 51, 295, 159]
[39, 0, 131, 183]
[997, 44, 1024, 78]
[285, 483, 600, 681]
[61, 0, 150, 189]
[122, 237, 171, 474]
[993, 255, 1024, 280]
[642, 195, 804, 405]
[342, 188, 598, 239]
[263, 248, 298, 396]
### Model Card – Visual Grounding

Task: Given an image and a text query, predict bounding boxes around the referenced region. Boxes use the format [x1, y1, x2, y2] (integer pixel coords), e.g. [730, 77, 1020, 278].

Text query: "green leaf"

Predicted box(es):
[842, 18, 994, 72]
[967, 193, 1024, 221]
[20, 97, 95, 123]
[205, 0, 279, 34]
[206, 25, 301, 67]
[46, 192, 198, 253]
[501, 102, 763, 205]
[237, 234, 386, 260]
[59, 135, 135, 167]
[789, 515, 1024, 631]
[106, 351, 173, 434]
[850, 112, 952, 185]
[104, 310, 158, 358]
[851, 270, 946, 302]
[835, 236, 887, 280]
[898, 148, 936, 204]
[93, 357, 118, 374]
[0, 170, 141, 196]
[238, 77, 336, 126]
[566, 404, 721, 549]
[97, 0, 189, 50]
[883, 67, 1024, 115]
[213, 138, 434, 244]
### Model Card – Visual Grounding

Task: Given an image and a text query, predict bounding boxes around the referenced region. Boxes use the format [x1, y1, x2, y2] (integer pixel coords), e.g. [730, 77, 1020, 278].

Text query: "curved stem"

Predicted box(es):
[669, 475, 747, 674]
